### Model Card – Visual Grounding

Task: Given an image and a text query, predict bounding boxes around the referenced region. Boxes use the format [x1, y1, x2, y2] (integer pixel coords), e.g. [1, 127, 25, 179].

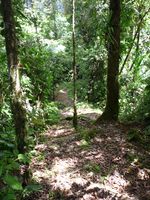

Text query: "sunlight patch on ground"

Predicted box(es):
[35, 144, 47, 151]
[45, 124, 74, 137]
[50, 157, 88, 193]
[51, 157, 77, 174]
[30, 113, 150, 199]
[61, 104, 102, 121]
[137, 168, 150, 180]
[107, 170, 130, 191]
[33, 169, 52, 182]
[84, 182, 134, 200]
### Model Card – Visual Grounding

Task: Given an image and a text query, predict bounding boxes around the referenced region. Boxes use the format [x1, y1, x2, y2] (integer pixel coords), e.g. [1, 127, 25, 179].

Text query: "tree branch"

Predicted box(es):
[119, 8, 149, 75]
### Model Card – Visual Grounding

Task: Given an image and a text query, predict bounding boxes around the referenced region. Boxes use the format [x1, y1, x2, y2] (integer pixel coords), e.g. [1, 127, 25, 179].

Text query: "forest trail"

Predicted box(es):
[28, 106, 150, 200]
[1, 1, 149, 199]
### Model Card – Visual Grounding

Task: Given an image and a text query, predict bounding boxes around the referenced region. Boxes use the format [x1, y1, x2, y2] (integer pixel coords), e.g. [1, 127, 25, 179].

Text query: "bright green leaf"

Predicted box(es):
[4, 175, 23, 191]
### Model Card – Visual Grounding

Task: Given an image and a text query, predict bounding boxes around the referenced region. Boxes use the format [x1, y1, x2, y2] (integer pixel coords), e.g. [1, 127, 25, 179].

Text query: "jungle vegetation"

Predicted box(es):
[0, 0, 150, 199]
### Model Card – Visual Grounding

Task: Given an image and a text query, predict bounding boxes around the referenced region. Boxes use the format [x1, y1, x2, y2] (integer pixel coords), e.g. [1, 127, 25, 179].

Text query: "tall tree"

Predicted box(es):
[72, 0, 77, 129]
[51, 0, 58, 39]
[1, 0, 27, 153]
[96, 0, 120, 122]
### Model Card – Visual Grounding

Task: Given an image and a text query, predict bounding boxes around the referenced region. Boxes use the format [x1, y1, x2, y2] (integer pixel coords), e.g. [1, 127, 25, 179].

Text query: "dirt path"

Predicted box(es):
[27, 108, 150, 200]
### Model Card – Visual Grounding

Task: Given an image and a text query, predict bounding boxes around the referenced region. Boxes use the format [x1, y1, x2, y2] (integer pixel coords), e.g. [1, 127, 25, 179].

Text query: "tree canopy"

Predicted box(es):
[0, 0, 150, 199]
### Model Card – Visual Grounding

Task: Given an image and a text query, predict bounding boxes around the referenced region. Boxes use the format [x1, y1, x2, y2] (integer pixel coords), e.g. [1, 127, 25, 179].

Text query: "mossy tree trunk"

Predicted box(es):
[1, 0, 27, 153]
[96, 0, 120, 123]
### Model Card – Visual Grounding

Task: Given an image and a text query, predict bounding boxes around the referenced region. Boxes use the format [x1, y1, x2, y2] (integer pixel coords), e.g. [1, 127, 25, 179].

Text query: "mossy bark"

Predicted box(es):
[1, 0, 27, 153]
[1, 0, 30, 187]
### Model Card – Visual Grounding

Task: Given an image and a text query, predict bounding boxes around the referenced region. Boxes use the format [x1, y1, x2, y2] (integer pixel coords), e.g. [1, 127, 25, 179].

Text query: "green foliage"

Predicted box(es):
[4, 175, 23, 191]
[22, 184, 42, 198]
[44, 102, 60, 124]
[84, 162, 101, 174]
[126, 152, 138, 163]
[135, 77, 150, 121]
[0, 101, 13, 133]
[127, 129, 142, 142]
[0, 150, 22, 199]
[30, 107, 45, 129]
[79, 128, 98, 142]
[2, 192, 16, 200]
[29, 102, 60, 130]
[144, 125, 150, 137]
[18, 154, 30, 164]
[142, 125, 150, 150]
[127, 126, 150, 150]
[0, 102, 16, 153]
[78, 127, 100, 149]
[120, 73, 150, 121]
[79, 139, 91, 149]
[20, 37, 54, 102]
[0, 0, 150, 198]
[0, 77, 23, 199]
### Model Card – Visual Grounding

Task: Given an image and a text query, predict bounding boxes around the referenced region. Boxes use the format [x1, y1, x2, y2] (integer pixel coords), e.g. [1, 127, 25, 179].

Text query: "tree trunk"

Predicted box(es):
[72, 0, 78, 129]
[52, 0, 58, 39]
[96, 0, 120, 123]
[1, 0, 27, 153]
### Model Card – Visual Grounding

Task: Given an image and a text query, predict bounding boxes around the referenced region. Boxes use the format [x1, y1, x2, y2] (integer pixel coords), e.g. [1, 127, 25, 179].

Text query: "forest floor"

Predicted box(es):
[27, 106, 150, 200]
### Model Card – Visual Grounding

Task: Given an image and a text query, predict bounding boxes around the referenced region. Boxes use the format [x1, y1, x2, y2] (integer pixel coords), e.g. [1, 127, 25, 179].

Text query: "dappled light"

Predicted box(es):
[45, 124, 74, 138]
[61, 106, 102, 121]
[0, 0, 149, 199]
[28, 111, 150, 199]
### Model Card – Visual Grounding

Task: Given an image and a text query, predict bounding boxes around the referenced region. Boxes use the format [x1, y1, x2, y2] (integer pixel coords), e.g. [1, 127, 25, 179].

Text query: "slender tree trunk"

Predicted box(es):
[1, 0, 27, 153]
[72, 0, 77, 129]
[52, 0, 58, 39]
[119, 8, 149, 75]
[96, 0, 120, 122]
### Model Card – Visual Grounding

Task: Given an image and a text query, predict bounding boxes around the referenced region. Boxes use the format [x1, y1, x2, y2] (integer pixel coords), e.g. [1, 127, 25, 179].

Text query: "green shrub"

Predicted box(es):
[44, 102, 60, 125]
[79, 128, 98, 142]
[84, 162, 101, 173]
[127, 129, 142, 142]
[0, 150, 23, 200]
[29, 102, 60, 133]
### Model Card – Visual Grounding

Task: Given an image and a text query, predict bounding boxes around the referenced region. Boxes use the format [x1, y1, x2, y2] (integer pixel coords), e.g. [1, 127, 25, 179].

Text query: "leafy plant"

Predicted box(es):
[22, 184, 42, 198]
[44, 102, 60, 125]
[144, 125, 150, 137]
[0, 151, 23, 200]
[79, 128, 98, 142]
[84, 162, 101, 174]
[127, 129, 142, 142]
[79, 139, 91, 149]
[4, 175, 23, 191]
[18, 154, 30, 164]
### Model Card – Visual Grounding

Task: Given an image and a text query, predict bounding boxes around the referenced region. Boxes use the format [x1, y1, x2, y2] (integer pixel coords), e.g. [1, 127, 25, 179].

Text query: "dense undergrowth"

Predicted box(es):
[0, 0, 149, 199]
[0, 99, 60, 199]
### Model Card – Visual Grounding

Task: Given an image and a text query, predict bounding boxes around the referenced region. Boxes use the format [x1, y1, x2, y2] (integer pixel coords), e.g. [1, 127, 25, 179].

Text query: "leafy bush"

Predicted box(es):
[135, 78, 150, 121]
[22, 184, 42, 198]
[0, 150, 23, 200]
[28, 102, 60, 128]
[84, 162, 101, 173]
[78, 128, 98, 142]
[127, 129, 142, 142]
[0, 102, 13, 133]
[119, 65, 150, 122]
[144, 125, 150, 137]
[44, 102, 60, 125]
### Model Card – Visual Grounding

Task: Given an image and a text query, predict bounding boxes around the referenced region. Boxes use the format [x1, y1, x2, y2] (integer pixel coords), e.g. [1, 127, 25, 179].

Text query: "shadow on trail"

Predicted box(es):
[27, 112, 150, 200]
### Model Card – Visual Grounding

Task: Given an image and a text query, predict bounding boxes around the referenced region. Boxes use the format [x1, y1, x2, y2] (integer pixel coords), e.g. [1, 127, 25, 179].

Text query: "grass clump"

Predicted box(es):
[84, 162, 101, 174]
[78, 128, 99, 142]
